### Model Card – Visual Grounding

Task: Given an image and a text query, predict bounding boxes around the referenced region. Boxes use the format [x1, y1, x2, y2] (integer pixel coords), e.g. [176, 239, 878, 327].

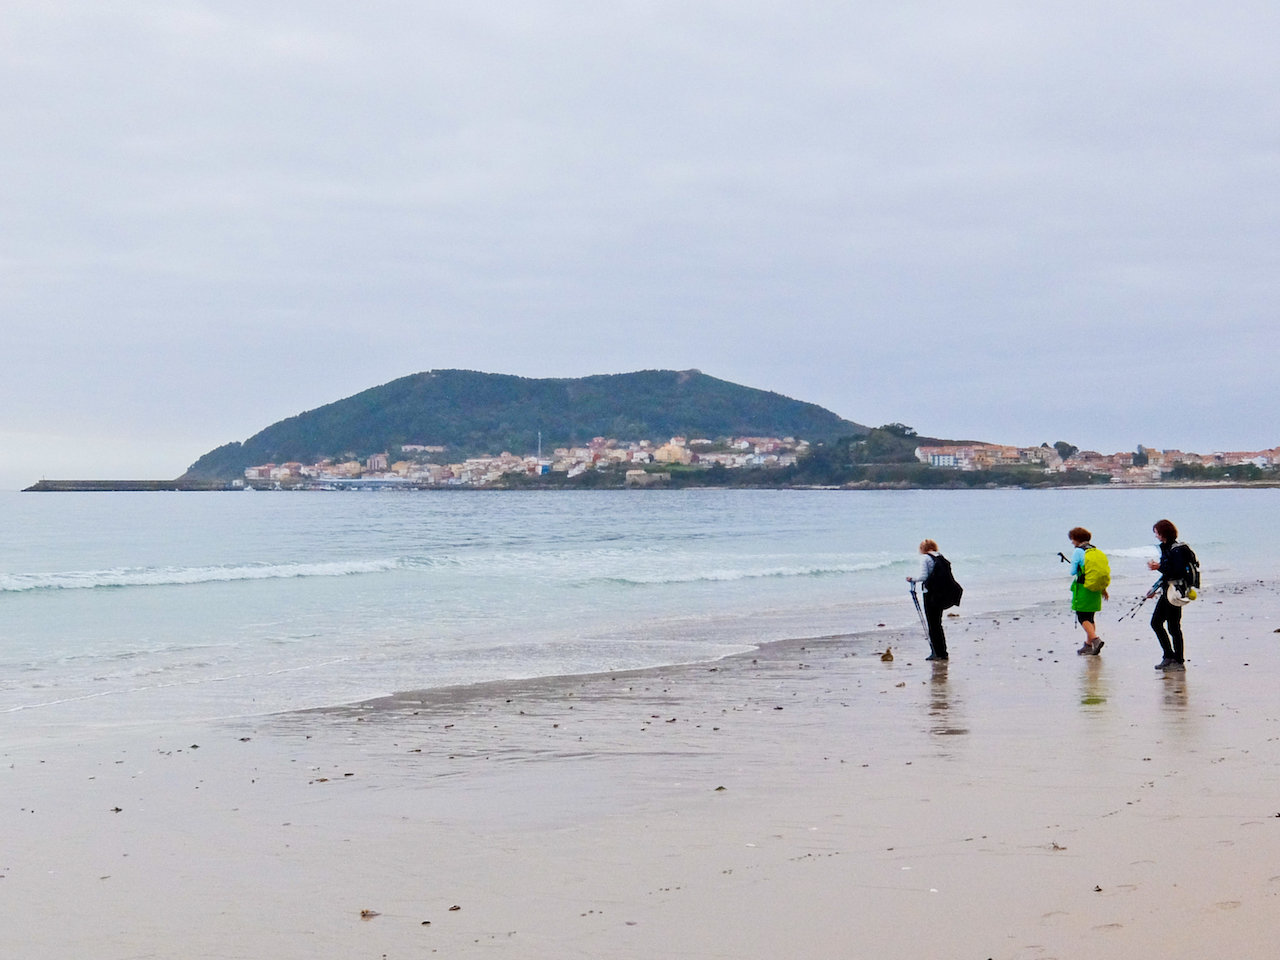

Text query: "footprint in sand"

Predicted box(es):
[1092, 922, 1124, 932]
[1215, 901, 1242, 910]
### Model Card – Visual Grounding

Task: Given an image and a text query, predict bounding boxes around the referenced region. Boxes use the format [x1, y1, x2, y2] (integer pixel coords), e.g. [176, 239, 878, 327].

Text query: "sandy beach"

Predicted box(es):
[4, 579, 1280, 959]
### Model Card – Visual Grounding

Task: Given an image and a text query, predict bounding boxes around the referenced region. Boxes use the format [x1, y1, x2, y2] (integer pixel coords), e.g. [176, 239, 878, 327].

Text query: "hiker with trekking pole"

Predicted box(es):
[1065, 527, 1110, 656]
[906, 539, 963, 662]
[1146, 518, 1200, 673]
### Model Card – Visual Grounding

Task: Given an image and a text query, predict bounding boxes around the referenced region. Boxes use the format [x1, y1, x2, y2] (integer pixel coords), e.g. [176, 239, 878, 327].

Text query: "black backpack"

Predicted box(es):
[925, 553, 964, 609]
[1171, 542, 1200, 590]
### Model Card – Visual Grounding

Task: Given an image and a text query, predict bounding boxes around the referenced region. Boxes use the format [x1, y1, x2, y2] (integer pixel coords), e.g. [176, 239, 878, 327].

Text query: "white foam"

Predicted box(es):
[0, 558, 407, 592]
[589, 557, 900, 586]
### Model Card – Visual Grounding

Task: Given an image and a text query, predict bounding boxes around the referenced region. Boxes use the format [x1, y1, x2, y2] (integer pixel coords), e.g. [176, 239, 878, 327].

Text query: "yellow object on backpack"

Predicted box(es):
[1080, 545, 1111, 593]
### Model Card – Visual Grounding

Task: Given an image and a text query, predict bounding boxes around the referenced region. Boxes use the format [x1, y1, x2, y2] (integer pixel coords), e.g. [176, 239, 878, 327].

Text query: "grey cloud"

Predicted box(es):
[2, 1, 1278, 487]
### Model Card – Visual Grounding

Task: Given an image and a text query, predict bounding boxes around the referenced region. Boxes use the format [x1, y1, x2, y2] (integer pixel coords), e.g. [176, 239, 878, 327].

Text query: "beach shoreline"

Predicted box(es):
[4, 580, 1279, 959]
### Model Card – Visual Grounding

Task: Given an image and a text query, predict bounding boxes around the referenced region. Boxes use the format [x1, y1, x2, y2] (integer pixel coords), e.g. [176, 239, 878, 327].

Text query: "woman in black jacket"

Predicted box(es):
[1146, 518, 1192, 672]
[906, 539, 948, 661]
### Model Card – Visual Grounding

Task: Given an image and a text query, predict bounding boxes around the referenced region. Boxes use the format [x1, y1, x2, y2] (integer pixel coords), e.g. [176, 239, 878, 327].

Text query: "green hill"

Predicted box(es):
[180, 369, 868, 482]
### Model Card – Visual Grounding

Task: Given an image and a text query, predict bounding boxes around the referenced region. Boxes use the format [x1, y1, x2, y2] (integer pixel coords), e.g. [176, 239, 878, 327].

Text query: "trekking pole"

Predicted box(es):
[909, 584, 929, 637]
[1118, 592, 1152, 621]
[1058, 552, 1079, 630]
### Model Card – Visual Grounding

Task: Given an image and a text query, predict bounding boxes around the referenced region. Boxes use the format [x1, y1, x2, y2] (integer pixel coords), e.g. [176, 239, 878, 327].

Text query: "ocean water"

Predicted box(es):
[1, 487, 1276, 739]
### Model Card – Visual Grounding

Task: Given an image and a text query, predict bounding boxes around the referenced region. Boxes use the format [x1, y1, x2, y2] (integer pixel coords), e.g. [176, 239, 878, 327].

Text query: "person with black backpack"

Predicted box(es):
[906, 539, 962, 661]
[1146, 518, 1199, 672]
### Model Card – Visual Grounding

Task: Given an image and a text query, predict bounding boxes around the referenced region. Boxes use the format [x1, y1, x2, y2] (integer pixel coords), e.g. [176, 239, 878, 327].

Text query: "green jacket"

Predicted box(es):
[1071, 580, 1104, 613]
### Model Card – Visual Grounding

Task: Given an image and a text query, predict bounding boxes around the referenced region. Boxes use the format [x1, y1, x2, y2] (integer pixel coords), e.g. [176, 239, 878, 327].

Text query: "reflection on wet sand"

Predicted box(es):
[1161, 669, 1189, 715]
[1079, 656, 1109, 710]
[927, 661, 969, 738]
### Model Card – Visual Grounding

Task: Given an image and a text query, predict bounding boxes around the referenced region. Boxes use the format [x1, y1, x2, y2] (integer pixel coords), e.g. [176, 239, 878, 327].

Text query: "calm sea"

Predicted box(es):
[2, 487, 1275, 741]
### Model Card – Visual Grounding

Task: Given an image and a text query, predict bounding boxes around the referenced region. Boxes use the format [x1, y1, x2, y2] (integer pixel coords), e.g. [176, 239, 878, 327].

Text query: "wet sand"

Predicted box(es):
[4, 580, 1280, 959]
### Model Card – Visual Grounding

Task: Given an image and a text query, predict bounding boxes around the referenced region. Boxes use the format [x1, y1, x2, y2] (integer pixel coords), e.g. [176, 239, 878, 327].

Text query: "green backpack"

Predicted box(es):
[1079, 545, 1111, 593]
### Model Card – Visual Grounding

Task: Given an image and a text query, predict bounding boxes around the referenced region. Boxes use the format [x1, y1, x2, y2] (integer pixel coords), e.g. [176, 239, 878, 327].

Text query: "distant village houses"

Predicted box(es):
[914, 444, 1063, 471]
[915, 442, 1280, 483]
[242, 435, 1280, 489]
[243, 435, 811, 489]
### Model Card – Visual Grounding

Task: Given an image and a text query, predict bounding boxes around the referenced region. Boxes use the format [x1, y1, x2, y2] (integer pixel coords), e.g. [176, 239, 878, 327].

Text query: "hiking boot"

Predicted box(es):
[1077, 642, 1093, 655]
[1154, 658, 1173, 670]
[1090, 639, 1104, 655]
[924, 654, 939, 661]
[1163, 660, 1186, 672]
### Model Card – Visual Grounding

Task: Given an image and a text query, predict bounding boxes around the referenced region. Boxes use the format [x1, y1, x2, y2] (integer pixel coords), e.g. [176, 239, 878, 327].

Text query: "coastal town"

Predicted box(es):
[241, 435, 808, 488]
[913, 442, 1280, 482]
[238, 434, 1280, 489]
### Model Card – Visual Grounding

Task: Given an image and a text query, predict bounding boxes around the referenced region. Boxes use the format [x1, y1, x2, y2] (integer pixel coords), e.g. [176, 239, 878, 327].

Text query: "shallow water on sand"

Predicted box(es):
[1, 487, 1275, 734]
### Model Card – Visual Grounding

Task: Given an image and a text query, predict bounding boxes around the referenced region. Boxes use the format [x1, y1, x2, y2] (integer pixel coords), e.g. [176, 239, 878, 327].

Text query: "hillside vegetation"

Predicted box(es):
[181, 369, 868, 482]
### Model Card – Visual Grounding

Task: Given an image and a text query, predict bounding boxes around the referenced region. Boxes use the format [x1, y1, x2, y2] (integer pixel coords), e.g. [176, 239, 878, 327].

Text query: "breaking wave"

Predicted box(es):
[588, 557, 900, 586]
[1101, 546, 1161, 559]
[0, 558, 410, 593]
[1, 551, 907, 594]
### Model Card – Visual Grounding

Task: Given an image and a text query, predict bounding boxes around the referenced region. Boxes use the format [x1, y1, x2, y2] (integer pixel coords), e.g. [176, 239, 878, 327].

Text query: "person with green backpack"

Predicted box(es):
[1067, 526, 1110, 655]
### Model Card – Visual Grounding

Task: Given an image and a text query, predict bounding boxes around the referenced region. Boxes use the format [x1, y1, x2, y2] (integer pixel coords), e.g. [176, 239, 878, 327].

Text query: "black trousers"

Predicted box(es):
[1151, 595, 1184, 662]
[923, 591, 948, 658]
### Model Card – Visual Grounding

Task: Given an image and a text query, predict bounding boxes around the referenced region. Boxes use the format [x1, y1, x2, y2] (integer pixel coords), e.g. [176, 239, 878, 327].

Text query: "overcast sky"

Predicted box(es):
[3, 2, 1277, 488]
